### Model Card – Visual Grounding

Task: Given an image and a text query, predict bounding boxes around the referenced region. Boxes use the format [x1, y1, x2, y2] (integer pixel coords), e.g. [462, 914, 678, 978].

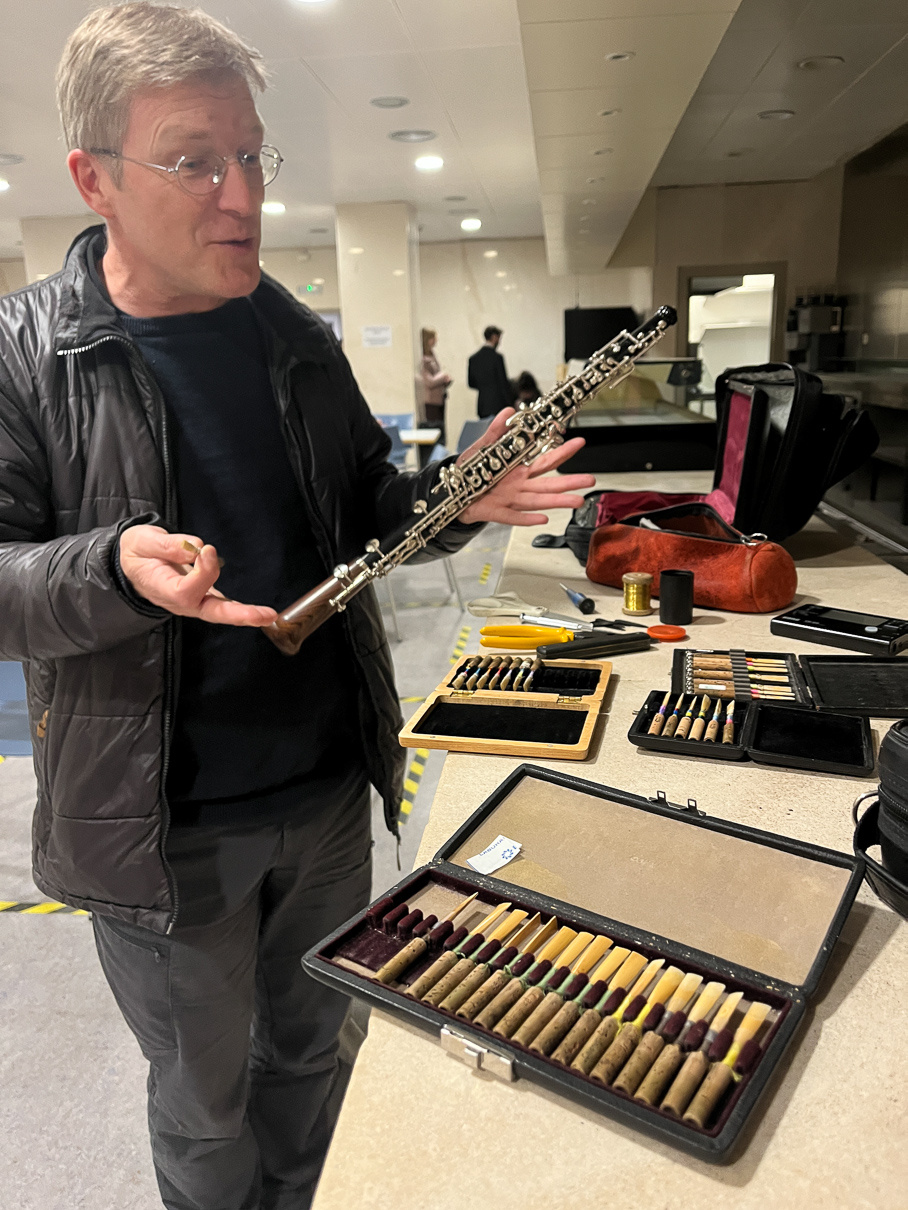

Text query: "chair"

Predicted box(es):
[456, 418, 492, 455]
[384, 425, 409, 471]
[374, 412, 414, 432]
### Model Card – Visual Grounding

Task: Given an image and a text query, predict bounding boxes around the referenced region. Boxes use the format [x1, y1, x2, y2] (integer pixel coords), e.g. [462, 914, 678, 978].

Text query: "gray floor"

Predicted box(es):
[0, 524, 508, 1210]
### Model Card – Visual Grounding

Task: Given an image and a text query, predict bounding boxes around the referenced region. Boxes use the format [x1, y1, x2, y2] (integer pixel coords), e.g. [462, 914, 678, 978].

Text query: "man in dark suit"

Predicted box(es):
[468, 325, 515, 418]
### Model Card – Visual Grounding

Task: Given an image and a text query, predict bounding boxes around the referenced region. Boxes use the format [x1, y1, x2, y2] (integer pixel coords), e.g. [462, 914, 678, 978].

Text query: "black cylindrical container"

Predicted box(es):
[658, 569, 694, 626]
[878, 720, 908, 884]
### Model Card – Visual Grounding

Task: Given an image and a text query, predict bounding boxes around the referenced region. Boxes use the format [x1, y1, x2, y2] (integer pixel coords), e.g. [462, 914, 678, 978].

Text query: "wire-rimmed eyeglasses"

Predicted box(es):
[90, 145, 283, 195]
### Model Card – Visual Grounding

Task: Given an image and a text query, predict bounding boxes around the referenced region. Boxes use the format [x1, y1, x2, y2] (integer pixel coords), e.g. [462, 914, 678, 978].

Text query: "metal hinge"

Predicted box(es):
[557, 694, 583, 704]
[451, 689, 474, 697]
[440, 1027, 516, 1082]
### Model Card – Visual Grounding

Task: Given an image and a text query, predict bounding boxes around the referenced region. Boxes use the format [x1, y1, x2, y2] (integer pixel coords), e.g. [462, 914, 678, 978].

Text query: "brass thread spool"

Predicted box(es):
[622, 572, 653, 616]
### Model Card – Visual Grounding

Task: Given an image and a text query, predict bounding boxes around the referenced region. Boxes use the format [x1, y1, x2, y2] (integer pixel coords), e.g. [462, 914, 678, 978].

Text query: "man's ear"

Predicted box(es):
[67, 149, 117, 221]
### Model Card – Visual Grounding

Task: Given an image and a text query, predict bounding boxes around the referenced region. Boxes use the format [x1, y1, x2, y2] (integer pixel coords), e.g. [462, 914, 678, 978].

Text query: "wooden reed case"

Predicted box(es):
[303, 766, 864, 1161]
[399, 656, 611, 760]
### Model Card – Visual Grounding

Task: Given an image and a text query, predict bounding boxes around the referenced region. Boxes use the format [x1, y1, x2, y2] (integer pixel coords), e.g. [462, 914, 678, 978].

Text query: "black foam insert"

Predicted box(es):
[415, 701, 587, 745]
[805, 660, 908, 712]
[750, 705, 865, 767]
[452, 660, 600, 695]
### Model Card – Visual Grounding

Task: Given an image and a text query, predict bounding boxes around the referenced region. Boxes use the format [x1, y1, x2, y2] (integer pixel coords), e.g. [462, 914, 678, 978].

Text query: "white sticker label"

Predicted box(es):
[361, 324, 392, 348]
[466, 834, 522, 875]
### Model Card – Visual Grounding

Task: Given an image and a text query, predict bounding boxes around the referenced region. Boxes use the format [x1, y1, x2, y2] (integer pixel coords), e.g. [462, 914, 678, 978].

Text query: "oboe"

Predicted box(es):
[268, 305, 677, 654]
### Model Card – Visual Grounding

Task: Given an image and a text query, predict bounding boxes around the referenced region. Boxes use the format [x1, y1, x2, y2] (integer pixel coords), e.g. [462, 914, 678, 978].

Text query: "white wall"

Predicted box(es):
[0, 258, 26, 294]
[20, 214, 97, 282]
[419, 238, 652, 449]
[260, 234, 652, 447]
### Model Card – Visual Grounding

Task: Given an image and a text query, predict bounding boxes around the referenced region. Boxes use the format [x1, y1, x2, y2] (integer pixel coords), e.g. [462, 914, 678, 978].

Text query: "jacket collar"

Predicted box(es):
[53, 224, 334, 369]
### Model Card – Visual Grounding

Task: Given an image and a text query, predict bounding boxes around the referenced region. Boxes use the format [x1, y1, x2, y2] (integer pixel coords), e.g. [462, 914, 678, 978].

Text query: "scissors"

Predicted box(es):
[480, 625, 575, 649]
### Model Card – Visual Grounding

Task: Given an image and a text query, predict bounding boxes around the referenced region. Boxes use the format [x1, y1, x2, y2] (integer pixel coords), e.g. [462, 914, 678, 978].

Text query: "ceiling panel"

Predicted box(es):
[224, 0, 411, 61]
[518, 2, 740, 273]
[519, 0, 740, 21]
[654, 0, 908, 188]
[393, 0, 520, 51]
[522, 14, 736, 94]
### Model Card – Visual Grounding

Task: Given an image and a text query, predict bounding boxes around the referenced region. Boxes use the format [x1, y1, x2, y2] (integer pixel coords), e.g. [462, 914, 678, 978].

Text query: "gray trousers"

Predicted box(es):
[92, 785, 372, 1210]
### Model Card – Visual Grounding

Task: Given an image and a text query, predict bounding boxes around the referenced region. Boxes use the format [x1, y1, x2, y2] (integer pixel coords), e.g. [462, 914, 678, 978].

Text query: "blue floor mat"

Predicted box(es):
[0, 662, 32, 755]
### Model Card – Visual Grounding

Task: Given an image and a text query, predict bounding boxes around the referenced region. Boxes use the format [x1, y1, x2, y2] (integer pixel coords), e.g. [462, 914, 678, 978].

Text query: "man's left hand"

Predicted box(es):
[457, 407, 596, 527]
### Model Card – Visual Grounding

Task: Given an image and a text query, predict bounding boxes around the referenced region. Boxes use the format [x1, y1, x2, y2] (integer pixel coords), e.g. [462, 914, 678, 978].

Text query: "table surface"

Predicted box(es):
[400, 428, 442, 443]
[313, 471, 908, 1210]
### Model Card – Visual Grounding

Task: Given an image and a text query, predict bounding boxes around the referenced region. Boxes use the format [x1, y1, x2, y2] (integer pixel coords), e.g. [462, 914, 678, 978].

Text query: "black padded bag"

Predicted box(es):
[713, 364, 879, 541]
[853, 719, 908, 918]
[877, 720, 908, 885]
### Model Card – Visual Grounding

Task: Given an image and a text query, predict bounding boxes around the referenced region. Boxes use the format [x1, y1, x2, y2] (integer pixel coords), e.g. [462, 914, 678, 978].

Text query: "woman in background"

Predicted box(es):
[419, 327, 452, 442]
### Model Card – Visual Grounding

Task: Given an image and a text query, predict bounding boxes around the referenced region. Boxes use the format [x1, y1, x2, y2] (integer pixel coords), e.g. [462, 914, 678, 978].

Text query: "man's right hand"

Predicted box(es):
[119, 525, 277, 627]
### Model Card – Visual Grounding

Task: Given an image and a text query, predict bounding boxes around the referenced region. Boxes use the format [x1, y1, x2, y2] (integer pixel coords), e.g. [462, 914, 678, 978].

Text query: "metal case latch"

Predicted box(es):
[654, 789, 704, 818]
[440, 1027, 516, 1082]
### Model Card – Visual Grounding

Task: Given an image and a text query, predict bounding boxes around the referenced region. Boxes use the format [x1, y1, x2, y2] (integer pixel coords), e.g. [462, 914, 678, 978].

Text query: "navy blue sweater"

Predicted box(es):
[117, 296, 364, 826]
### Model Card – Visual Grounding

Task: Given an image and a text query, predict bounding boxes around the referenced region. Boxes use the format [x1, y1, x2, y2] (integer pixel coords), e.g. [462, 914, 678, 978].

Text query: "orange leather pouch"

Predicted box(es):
[586, 502, 797, 614]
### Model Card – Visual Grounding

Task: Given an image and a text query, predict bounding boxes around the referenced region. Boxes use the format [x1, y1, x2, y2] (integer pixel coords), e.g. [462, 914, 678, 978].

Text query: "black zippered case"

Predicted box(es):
[303, 765, 863, 1161]
[545, 364, 878, 561]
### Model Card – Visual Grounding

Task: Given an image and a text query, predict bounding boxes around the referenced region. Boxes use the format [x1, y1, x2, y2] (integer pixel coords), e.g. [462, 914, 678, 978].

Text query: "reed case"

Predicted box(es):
[303, 765, 863, 1161]
[399, 657, 611, 760]
[627, 648, 878, 776]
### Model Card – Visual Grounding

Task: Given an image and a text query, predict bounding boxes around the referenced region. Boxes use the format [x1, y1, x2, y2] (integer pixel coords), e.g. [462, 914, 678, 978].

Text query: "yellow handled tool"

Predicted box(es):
[480, 625, 574, 650]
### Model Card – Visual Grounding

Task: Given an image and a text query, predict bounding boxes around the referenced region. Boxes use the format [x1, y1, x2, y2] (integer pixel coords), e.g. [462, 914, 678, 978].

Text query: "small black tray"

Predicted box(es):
[629, 691, 875, 777]
[673, 647, 908, 717]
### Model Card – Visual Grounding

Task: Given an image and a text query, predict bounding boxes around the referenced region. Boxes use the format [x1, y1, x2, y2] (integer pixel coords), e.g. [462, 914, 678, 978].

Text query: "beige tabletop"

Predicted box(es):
[314, 471, 908, 1210]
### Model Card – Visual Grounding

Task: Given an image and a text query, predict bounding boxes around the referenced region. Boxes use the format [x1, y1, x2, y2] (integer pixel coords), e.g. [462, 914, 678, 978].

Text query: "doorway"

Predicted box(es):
[678, 262, 786, 417]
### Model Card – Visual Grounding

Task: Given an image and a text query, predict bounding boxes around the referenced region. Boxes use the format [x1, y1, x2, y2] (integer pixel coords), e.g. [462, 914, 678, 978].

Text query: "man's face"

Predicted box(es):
[489, 333, 501, 348]
[102, 75, 265, 308]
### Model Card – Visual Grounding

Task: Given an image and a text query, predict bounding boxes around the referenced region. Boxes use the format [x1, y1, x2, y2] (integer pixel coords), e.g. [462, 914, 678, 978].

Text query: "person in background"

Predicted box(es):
[515, 370, 541, 405]
[418, 326, 451, 442]
[468, 324, 515, 419]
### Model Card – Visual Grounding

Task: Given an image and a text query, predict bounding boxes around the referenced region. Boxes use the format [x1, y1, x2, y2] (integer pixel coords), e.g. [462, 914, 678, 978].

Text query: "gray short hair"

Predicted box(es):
[57, 3, 268, 172]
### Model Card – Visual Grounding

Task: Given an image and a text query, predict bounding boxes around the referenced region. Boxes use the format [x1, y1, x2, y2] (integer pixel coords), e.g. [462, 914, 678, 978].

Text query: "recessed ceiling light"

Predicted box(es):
[582, 198, 595, 205]
[390, 129, 436, 143]
[461, 217, 482, 232]
[312, 277, 325, 285]
[444, 194, 467, 202]
[415, 155, 444, 172]
[349, 247, 365, 255]
[726, 149, 754, 158]
[0, 153, 24, 167]
[310, 227, 328, 234]
[262, 201, 285, 214]
[586, 177, 605, 185]
[0, 179, 10, 192]
[598, 109, 620, 118]
[758, 109, 795, 120]
[592, 148, 613, 156]
[495, 270, 507, 278]
[604, 52, 634, 62]
[295, 0, 331, 4]
[483, 250, 498, 258]
[797, 55, 844, 71]
[371, 96, 409, 108]
[392, 268, 405, 276]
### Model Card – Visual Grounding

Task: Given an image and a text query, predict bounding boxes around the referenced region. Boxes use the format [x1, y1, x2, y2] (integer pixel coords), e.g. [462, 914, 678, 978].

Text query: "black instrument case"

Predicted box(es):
[303, 764, 863, 1161]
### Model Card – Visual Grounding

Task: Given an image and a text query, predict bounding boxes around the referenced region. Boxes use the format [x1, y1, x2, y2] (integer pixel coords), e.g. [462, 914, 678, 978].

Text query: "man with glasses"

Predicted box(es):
[0, 5, 593, 1209]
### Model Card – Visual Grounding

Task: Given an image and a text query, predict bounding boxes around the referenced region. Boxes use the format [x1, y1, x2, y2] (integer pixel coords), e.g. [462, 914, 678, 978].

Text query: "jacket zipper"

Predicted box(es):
[266, 356, 399, 839]
[59, 333, 181, 932]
